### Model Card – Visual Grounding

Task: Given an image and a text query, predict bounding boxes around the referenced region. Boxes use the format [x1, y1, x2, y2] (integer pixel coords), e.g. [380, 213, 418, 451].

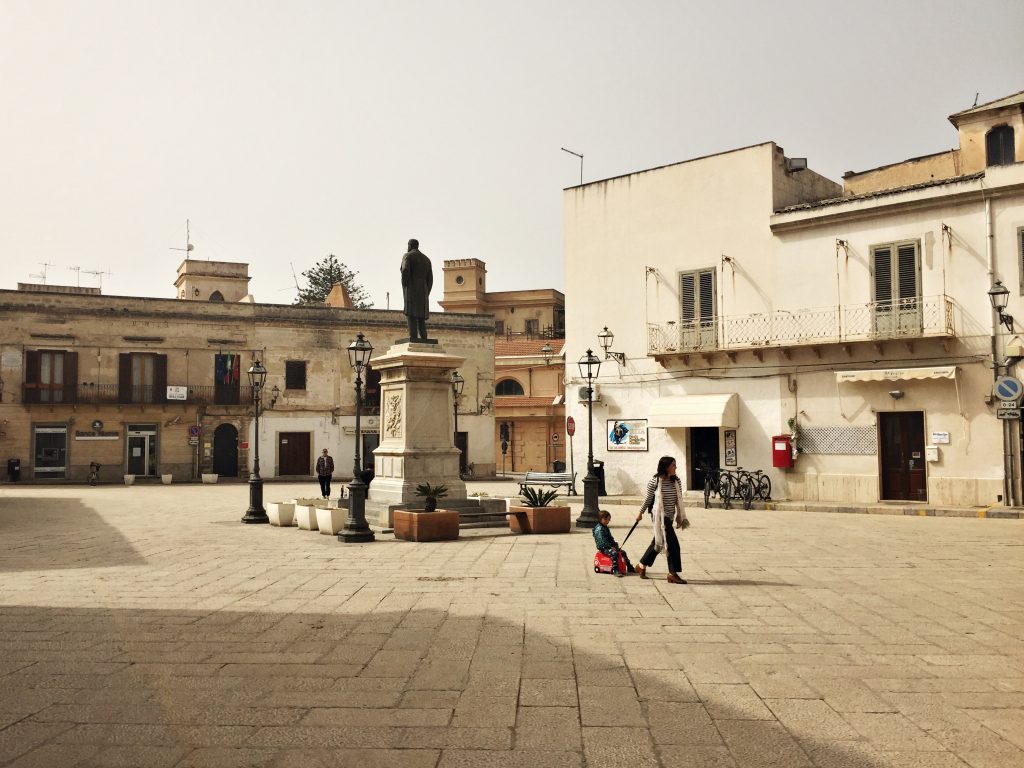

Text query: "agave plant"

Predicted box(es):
[520, 487, 559, 508]
[414, 482, 449, 512]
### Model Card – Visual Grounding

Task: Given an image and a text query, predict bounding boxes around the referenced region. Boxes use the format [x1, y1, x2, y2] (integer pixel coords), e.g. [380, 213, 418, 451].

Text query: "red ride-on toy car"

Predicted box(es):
[593, 550, 630, 575]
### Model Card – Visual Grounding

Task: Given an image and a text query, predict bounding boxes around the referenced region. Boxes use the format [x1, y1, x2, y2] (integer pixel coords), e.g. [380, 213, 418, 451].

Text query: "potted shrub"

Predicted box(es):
[509, 487, 571, 534]
[393, 483, 459, 541]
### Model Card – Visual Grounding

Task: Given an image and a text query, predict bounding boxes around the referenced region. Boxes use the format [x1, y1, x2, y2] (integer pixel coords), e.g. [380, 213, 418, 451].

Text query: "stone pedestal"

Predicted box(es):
[366, 341, 466, 525]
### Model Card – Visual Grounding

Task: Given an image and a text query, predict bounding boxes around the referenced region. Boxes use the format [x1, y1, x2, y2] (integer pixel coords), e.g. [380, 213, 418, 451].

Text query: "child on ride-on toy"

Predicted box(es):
[592, 510, 634, 577]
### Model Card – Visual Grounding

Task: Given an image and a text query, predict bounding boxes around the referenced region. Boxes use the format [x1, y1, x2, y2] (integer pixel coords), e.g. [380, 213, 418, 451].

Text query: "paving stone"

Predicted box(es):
[437, 748, 583, 768]
[514, 706, 580, 751]
[645, 702, 723, 745]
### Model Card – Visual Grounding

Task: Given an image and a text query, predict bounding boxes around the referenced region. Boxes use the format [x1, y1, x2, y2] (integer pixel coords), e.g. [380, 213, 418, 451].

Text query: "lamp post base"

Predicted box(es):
[241, 475, 268, 524]
[337, 480, 375, 543]
[574, 473, 600, 529]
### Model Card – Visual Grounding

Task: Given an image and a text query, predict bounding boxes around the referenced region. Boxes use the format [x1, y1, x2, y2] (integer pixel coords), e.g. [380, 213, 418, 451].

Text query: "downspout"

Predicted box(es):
[985, 187, 1014, 505]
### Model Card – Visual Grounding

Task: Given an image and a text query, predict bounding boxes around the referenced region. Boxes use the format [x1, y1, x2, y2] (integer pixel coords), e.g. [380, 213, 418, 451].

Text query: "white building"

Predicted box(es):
[564, 91, 1024, 507]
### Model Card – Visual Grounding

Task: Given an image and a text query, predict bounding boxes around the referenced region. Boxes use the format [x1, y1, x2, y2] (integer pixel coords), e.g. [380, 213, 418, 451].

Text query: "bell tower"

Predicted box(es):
[440, 259, 487, 313]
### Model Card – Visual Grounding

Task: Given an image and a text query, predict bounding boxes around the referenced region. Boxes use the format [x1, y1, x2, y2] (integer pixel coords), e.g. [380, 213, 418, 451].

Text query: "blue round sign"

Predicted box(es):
[995, 376, 1023, 402]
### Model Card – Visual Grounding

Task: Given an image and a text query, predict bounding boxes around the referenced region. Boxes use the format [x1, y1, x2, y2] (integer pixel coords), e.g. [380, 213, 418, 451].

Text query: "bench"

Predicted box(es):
[519, 471, 577, 496]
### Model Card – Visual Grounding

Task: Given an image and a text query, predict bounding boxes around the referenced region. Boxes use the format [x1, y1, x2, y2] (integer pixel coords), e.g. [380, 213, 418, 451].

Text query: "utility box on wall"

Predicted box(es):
[772, 434, 793, 469]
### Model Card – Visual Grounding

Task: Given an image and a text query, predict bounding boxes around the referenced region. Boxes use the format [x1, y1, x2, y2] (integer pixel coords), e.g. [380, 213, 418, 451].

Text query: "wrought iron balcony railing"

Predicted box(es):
[22, 383, 255, 406]
[647, 294, 955, 356]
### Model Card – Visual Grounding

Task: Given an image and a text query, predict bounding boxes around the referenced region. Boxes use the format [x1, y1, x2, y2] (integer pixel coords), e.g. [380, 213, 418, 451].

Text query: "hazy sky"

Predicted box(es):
[2, 1, 1022, 309]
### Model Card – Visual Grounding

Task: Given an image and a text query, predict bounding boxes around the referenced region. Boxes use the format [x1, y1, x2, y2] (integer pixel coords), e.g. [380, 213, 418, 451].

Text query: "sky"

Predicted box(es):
[2, 0, 1022, 310]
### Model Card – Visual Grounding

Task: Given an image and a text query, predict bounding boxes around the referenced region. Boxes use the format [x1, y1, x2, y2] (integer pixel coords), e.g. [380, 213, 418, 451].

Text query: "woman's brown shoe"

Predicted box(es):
[666, 573, 687, 584]
[636, 565, 648, 579]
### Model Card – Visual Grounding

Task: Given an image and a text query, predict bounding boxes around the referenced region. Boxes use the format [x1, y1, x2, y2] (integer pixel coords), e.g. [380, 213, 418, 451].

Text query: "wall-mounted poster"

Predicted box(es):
[607, 419, 648, 451]
[724, 430, 737, 466]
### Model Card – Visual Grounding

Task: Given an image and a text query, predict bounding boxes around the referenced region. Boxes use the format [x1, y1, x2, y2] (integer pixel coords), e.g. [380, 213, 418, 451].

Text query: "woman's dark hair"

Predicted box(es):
[654, 455, 677, 478]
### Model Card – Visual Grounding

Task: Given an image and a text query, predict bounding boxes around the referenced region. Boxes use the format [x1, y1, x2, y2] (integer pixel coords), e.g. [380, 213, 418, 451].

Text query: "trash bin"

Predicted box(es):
[592, 459, 607, 496]
[552, 460, 566, 473]
[7, 458, 20, 482]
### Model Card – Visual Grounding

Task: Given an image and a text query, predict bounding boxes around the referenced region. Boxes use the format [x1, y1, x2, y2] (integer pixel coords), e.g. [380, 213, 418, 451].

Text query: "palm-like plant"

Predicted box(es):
[414, 482, 449, 512]
[520, 487, 559, 508]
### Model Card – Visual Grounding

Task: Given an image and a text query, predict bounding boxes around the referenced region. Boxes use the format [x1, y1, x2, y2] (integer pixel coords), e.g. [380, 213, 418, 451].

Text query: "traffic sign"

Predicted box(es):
[566, 416, 576, 437]
[997, 408, 1021, 420]
[995, 376, 1023, 402]
[1001, 401, 1019, 409]
[188, 424, 202, 437]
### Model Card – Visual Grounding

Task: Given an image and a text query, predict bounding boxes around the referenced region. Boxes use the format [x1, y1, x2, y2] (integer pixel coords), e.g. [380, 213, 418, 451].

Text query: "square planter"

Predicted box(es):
[295, 505, 319, 531]
[161, 474, 173, 485]
[268, 502, 296, 527]
[509, 505, 571, 534]
[393, 509, 459, 542]
[123, 474, 135, 486]
[201, 473, 218, 484]
[316, 507, 347, 535]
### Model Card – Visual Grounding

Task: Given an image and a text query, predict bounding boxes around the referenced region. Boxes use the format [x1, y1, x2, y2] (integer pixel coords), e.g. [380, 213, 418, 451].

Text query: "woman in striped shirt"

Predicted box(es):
[635, 455, 689, 584]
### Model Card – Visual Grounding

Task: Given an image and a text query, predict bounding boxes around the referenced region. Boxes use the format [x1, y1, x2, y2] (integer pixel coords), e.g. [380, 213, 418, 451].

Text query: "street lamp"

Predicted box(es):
[241, 359, 269, 524]
[597, 326, 626, 365]
[989, 280, 1014, 332]
[451, 370, 465, 474]
[338, 332, 376, 543]
[541, 342, 554, 365]
[575, 348, 601, 528]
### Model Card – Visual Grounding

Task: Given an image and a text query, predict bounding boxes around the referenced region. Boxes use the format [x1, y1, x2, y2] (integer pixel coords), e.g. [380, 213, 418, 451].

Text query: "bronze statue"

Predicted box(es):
[400, 239, 433, 342]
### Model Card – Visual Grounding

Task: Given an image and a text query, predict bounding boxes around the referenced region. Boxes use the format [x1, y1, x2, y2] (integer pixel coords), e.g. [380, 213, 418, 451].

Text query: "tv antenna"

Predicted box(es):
[169, 219, 195, 258]
[83, 268, 113, 292]
[561, 147, 584, 186]
[29, 261, 56, 284]
[67, 266, 82, 287]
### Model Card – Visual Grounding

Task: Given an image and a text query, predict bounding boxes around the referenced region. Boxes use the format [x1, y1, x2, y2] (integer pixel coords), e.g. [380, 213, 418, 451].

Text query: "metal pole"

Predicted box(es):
[568, 432, 576, 495]
[575, 379, 600, 528]
[241, 385, 268, 523]
[339, 367, 374, 543]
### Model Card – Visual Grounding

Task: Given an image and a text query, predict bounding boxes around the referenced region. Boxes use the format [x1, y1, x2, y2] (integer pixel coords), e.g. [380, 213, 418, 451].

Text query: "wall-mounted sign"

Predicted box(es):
[74, 431, 118, 441]
[166, 385, 188, 401]
[930, 431, 950, 444]
[724, 430, 737, 466]
[607, 419, 648, 451]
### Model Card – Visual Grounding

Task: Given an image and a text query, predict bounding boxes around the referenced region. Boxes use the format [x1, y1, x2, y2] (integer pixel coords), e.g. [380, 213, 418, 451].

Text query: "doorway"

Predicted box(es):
[455, 432, 468, 474]
[278, 432, 311, 475]
[879, 411, 926, 501]
[689, 427, 720, 491]
[126, 425, 158, 477]
[33, 425, 68, 479]
[213, 423, 239, 477]
[362, 432, 379, 473]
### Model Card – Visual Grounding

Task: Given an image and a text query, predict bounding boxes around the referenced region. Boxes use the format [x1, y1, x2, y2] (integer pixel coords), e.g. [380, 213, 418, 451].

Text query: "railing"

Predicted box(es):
[22, 384, 255, 406]
[647, 295, 955, 355]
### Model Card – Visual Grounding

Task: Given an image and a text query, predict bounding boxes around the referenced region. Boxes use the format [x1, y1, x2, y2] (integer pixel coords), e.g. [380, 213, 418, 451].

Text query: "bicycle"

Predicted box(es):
[460, 462, 474, 480]
[729, 468, 757, 510]
[87, 462, 102, 486]
[703, 467, 735, 509]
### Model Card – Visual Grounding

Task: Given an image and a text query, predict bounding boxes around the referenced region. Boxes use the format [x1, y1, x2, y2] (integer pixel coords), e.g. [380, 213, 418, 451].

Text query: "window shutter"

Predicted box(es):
[285, 361, 306, 390]
[153, 355, 168, 403]
[64, 352, 79, 404]
[698, 270, 715, 319]
[896, 242, 919, 300]
[873, 247, 893, 304]
[118, 353, 132, 403]
[24, 350, 40, 403]
[680, 273, 696, 321]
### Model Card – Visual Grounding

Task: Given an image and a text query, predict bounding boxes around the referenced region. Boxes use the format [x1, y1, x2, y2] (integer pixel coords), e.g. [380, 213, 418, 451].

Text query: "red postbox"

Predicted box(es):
[772, 434, 793, 469]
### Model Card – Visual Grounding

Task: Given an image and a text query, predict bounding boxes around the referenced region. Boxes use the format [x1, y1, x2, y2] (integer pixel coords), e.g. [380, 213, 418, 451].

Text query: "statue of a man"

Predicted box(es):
[400, 239, 433, 342]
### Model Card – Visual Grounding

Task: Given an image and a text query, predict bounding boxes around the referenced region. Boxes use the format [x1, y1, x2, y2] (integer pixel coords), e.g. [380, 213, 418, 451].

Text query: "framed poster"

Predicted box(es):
[607, 419, 648, 451]
[724, 430, 737, 466]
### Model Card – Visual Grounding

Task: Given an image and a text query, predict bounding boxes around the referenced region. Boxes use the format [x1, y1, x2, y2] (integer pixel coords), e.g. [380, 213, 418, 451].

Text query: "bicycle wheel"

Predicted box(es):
[703, 475, 713, 508]
[757, 475, 772, 501]
[738, 476, 755, 510]
[720, 474, 734, 510]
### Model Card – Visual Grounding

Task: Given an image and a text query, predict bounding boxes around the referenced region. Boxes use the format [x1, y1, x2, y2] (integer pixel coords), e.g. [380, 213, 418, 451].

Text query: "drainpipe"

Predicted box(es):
[985, 191, 1014, 505]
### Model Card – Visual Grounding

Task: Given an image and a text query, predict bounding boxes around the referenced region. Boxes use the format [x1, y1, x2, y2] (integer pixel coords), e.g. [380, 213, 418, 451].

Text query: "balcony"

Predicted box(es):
[647, 295, 955, 356]
[22, 384, 255, 406]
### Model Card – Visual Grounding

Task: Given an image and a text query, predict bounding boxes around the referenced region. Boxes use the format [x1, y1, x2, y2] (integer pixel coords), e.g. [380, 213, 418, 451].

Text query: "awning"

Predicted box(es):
[835, 365, 957, 383]
[648, 394, 738, 428]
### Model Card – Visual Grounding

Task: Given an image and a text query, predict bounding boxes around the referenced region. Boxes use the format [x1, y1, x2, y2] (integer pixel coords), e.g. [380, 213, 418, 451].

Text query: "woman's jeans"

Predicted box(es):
[639, 516, 681, 573]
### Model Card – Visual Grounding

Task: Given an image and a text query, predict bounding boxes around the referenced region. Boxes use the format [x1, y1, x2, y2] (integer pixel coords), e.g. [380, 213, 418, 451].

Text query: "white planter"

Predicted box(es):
[295, 505, 319, 531]
[316, 506, 347, 535]
[268, 502, 296, 527]
[123, 474, 135, 486]
[161, 474, 173, 485]
[202, 473, 218, 484]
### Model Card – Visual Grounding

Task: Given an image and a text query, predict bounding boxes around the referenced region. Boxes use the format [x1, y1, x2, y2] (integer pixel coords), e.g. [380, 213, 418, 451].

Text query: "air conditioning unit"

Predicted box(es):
[577, 385, 601, 402]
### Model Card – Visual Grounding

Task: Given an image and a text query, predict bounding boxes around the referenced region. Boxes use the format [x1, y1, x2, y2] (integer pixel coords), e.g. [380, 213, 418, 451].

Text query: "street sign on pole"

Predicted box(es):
[566, 416, 576, 437]
[995, 376, 1024, 403]
[997, 408, 1021, 420]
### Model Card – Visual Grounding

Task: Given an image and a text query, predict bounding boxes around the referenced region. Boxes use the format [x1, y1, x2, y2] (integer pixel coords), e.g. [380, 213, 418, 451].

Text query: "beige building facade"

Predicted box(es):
[0, 273, 496, 484]
[563, 93, 1024, 507]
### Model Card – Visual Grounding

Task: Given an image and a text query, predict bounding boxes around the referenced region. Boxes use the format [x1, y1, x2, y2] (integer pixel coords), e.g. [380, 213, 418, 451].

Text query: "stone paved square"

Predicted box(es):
[1, 482, 1023, 767]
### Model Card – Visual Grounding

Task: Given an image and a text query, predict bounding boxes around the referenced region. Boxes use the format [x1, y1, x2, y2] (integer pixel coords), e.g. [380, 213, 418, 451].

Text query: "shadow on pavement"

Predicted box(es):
[0, 498, 146, 572]
[0, 604, 941, 768]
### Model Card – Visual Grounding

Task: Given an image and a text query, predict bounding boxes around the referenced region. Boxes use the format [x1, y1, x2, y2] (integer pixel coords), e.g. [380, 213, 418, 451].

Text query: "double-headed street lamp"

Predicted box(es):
[338, 332, 376, 543]
[451, 370, 465, 473]
[575, 348, 601, 528]
[241, 359, 269, 524]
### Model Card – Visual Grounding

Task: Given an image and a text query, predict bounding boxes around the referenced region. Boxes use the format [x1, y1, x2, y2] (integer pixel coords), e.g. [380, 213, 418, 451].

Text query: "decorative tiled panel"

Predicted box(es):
[800, 426, 877, 455]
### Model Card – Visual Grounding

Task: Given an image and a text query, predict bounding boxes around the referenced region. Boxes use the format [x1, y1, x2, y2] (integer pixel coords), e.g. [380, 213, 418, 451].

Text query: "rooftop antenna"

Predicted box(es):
[973, 92, 979, 107]
[169, 218, 195, 259]
[29, 261, 56, 284]
[83, 268, 113, 292]
[67, 266, 81, 287]
[561, 147, 583, 186]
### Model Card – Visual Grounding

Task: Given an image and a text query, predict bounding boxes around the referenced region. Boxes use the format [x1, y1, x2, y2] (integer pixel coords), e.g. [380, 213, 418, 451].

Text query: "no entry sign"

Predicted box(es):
[566, 416, 576, 437]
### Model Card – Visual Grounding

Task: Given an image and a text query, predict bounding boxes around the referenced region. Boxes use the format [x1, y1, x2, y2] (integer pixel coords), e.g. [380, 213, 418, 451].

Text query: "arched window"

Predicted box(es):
[209, 290, 225, 302]
[986, 125, 1015, 167]
[495, 378, 525, 397]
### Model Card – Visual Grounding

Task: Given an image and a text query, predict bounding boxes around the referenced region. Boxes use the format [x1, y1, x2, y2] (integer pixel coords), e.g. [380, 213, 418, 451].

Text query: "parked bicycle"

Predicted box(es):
[87, 462, 102, 486]
[704, 467, 772, 510]
[736, 467, 772, 503]
[703, 468, 735, 509]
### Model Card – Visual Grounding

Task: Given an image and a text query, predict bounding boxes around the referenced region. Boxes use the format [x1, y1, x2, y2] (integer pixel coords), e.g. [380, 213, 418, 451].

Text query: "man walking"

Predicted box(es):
[315, 448, 335, 499]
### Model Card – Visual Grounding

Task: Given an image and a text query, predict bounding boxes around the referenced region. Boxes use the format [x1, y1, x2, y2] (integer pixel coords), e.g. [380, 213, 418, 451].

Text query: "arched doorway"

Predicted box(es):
[213, 423, 238, 477]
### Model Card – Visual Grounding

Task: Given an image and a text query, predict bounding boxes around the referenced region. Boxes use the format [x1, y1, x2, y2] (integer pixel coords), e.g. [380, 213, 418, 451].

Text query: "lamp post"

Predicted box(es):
[451, 370, 465, 474]
[597, 326, 626, 365]
[541, 342, 554, 365]
[338, 332, 376, 543]
[988, 280, 1016, 505]
[241, 359, 269, 524]
[575, 348, 601, 528]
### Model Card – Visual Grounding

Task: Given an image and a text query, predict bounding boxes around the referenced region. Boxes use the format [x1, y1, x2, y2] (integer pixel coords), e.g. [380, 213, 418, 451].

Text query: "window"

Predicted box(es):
[209, 290, 225, 302]
[285, 360, 307, 390]
[679, 268, 717, 350]
[364, 366, 381, 411]
[495, 320, 505, 335]
[986, 125, 1015, 167]
[495, 378, 525, 397]
[214, 353, 241, 405]
[23, 350, 78, 404]
[455, 275, 465, 285]
[871, 240, 921, 336]
[118, 353, 167, 404]
[525, 319, 539, 336]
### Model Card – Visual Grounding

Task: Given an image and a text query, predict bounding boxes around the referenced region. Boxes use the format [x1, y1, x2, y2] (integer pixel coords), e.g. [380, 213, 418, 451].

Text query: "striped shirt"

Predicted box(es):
[641, 476, 681, 517]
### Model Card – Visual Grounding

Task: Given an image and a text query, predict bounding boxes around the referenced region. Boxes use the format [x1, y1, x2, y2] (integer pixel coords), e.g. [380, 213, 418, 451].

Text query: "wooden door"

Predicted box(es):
[455, 432, 468, 474]
[879, 412, 926, 501]
[213, 424, 239, 477]
[278, 432, 311, 475]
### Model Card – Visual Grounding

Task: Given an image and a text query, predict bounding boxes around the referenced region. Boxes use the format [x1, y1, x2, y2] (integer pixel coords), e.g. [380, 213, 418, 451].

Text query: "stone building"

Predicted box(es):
[563, 90, 1024, 506]
[0, 262, 495, 483]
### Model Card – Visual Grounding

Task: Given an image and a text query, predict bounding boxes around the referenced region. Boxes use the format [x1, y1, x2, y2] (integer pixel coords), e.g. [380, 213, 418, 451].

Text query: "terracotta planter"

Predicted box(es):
[509, 505, 571, 534]
[393, 509, 459, 542]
